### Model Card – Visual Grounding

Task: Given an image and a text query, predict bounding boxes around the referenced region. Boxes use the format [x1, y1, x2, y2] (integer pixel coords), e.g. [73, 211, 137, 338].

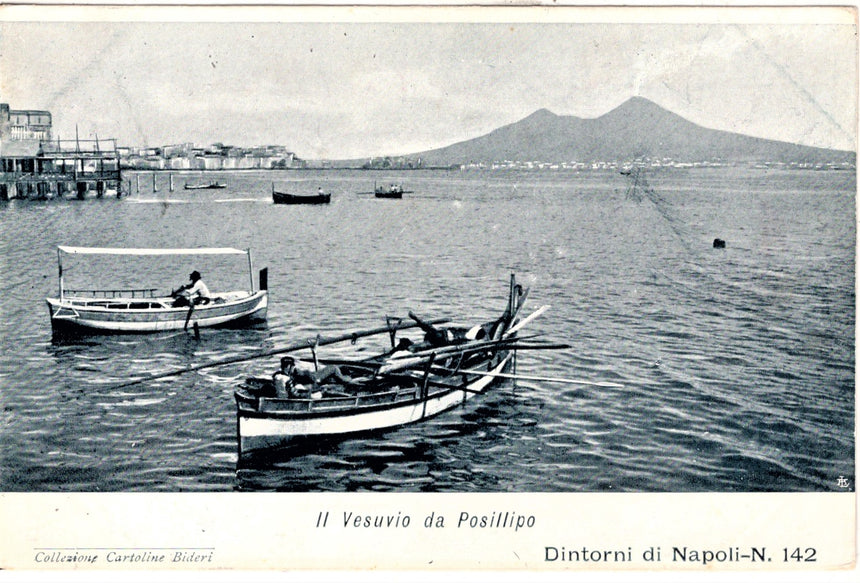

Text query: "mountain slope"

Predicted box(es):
[414, 97, 853, 166]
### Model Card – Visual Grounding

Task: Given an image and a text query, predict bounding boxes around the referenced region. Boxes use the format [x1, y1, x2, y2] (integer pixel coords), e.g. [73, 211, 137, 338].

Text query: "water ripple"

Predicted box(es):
[0, 168, 854, 492]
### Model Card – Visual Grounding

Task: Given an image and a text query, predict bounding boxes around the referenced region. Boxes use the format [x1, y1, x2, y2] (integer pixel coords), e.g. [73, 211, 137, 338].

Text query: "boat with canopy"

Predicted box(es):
[46, 246, 268, 336]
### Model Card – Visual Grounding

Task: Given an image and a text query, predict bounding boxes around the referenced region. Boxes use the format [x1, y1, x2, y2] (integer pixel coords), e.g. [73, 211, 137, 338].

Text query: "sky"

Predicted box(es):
[1, 6, 856, 159]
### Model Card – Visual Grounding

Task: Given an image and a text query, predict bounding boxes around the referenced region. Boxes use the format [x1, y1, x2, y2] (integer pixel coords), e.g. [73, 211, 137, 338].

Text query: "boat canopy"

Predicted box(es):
[58, 246, 248, 256]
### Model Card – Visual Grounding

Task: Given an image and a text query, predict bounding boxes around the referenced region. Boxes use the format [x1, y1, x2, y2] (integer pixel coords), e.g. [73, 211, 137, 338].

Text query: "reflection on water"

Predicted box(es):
[0, 167, 854, 492]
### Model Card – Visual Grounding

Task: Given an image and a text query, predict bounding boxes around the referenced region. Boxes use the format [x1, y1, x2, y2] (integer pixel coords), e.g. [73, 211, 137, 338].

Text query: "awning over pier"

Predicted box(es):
[58, 246, 249, 256]
[0, 139, 40, 158]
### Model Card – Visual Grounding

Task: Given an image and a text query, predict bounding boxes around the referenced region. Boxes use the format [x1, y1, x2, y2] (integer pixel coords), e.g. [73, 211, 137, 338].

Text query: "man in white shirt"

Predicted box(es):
[173, 270, 211, 306]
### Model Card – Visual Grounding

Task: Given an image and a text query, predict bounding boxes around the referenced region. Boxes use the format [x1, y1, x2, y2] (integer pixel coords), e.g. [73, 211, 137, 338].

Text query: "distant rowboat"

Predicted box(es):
[272, 183, 331, 205]
[185, 182, 227, 190]
[357, 182, 413, 198]
[375, 184, 407, 199]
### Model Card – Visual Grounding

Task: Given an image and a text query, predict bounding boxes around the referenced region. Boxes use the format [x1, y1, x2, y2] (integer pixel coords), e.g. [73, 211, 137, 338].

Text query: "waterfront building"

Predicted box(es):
[0, 103, 122, 200]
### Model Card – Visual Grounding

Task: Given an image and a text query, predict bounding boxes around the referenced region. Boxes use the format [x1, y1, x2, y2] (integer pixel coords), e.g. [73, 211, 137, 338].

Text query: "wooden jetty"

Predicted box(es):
[0, 137, 123, 201]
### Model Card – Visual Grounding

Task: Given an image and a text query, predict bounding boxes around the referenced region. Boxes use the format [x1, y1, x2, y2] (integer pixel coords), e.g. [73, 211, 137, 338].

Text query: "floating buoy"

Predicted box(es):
[713, 238, 726, 249]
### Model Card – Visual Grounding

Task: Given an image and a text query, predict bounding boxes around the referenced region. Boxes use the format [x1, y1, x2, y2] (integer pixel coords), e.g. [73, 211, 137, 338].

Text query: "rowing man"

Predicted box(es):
[172, 270, 211, 307]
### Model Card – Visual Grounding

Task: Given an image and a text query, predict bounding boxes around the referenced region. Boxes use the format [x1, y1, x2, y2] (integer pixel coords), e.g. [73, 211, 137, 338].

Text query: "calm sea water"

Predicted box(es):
[0, 167, 854, 492]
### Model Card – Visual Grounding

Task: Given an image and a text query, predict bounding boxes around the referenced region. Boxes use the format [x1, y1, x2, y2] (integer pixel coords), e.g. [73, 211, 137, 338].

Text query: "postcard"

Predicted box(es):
[0, 3, 855, 579]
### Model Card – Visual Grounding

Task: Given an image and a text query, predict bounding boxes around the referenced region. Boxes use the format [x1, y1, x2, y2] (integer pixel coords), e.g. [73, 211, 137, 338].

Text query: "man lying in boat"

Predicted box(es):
[272, 356, 358, 399]
[405, 310, 493, 352]
[172, 270, 211, 307]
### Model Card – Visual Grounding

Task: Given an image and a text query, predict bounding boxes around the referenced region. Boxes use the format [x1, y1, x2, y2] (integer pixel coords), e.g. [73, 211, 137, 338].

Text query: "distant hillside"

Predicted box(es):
[412, 97, 854, 166]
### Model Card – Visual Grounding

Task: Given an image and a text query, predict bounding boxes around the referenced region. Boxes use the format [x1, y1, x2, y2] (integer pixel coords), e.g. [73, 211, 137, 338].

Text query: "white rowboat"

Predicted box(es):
[234, 274, 531, 458]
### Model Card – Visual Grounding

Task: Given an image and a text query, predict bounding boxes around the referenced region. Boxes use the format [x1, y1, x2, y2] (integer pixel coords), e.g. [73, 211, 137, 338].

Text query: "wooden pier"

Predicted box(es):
[0, 138, 123, 201]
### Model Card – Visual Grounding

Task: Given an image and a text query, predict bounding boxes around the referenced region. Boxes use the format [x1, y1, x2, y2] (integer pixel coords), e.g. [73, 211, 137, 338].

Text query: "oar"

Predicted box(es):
[108, 317, 452, 389]
[183, 303, 195, 331]
[386, 334, 540, 361]
[429, 366, 625, 388]
[313, 340, 569, 373]
[419, 376, 485, 395]
[503, 305, 549, 337]
[377, 335, 552, 374]
[368, 369, 486, 395]
[499, 341, 571, 350]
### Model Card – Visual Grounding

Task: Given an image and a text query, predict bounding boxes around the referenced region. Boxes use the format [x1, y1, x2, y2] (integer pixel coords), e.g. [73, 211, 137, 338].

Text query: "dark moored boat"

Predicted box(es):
[185, 182, 227, 190]
[272, 184, 331, 205]
[234, 274, 553, 457]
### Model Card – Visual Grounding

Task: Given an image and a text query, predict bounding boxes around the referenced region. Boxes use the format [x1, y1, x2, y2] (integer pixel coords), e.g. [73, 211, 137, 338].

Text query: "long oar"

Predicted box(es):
[316, 340, 569, 369]
[382, 335, 534, 366]
[504, 305, 549, 338]
[370, 369, 487, 395]
[109, 317, 451, 389]
[430, 366, 624, 388]
[377, 336, 561, 375]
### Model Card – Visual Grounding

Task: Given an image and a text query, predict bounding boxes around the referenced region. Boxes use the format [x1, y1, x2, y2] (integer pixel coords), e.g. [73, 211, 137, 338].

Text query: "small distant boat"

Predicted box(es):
[46, 246, 268, 336]
[184, 181, 227, 190]
[357, 182, 413, 199]
[272, 184, 331, 205]
[375, 183, 411, 199]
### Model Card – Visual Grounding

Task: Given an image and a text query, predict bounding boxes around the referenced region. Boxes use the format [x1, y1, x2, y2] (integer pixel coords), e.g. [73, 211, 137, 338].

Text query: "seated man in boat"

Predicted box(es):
[272, 356, 356, 399]
[172, 270, 211, 307]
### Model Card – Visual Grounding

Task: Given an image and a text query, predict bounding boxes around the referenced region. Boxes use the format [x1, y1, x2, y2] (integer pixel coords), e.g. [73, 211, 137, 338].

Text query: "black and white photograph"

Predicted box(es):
[0, 3, 855, 575]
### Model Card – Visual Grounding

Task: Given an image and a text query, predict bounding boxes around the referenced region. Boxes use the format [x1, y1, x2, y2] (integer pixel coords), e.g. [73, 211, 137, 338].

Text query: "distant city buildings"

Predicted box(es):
[120, 143, 301, 170]
[361, 156, 426, 170]
[456, 158, 852, 171]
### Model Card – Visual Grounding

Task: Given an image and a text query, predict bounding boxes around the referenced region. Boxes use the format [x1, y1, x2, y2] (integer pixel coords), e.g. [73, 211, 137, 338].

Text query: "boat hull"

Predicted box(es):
[236, 352, 512, 456]
[273, 191, 331, 205]
[47, 290, 267, 335]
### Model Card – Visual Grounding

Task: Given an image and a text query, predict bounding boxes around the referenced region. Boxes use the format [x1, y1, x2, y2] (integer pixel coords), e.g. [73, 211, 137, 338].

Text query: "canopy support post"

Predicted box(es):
[58, 248, 64, 301]
[247, 249, 254, 292]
